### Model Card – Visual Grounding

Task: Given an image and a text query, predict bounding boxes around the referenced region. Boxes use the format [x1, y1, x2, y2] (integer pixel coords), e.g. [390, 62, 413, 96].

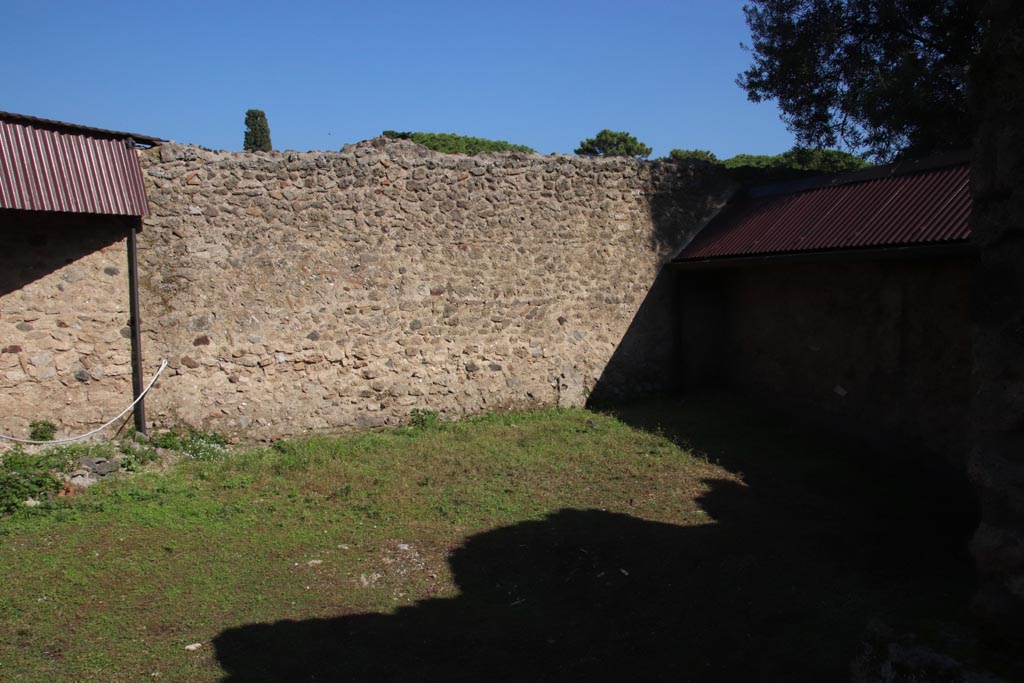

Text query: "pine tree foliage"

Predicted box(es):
[382, 131, 534, 155]
[575, 130, 652, 159]
[669, 149, 720, 163]
[738, 0, 984, 161]
[724, 148, 869, 173]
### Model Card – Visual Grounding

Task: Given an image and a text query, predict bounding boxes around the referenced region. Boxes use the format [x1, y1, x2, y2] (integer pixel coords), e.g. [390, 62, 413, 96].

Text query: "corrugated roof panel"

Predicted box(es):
[675, 161, 970, 263]
[0, 117, 149, 216]
[0, 110, 164, 147]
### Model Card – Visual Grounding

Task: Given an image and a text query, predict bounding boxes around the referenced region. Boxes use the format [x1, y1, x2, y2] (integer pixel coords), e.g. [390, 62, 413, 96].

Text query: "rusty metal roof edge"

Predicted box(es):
[671, 240, 978, 270]
[0, 111, 166, 147]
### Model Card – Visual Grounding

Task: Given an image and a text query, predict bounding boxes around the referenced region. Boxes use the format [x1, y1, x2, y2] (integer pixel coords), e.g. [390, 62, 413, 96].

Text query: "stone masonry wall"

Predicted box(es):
[0, 212, 135, 439]
[0, 138, 728, 442]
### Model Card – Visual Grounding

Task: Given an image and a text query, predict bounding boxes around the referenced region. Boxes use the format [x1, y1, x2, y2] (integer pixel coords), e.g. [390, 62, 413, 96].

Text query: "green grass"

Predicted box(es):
[0, 402, 990, 681]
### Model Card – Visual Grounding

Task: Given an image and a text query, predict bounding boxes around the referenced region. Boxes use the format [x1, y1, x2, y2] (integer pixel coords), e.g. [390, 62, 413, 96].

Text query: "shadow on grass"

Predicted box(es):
[214, 396, 979, 682]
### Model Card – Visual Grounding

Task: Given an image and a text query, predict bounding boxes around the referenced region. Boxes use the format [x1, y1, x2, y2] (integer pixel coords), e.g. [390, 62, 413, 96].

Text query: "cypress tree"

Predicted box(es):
[243, 109, 272, 152]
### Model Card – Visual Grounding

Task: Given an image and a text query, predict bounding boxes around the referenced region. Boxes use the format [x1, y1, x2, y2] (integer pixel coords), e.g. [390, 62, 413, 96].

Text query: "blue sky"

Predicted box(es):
[3, 1, 796, 158]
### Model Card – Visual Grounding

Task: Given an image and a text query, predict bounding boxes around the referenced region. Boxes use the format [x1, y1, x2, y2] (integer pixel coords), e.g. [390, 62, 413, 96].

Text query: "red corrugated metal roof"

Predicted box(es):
[0, 113, 153, 217]
[674, 157, 971, 264]
[0, 111, 164, 147]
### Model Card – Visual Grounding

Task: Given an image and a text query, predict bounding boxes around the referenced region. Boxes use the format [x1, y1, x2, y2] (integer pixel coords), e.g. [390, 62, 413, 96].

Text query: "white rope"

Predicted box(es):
[0, 358, 169, 446]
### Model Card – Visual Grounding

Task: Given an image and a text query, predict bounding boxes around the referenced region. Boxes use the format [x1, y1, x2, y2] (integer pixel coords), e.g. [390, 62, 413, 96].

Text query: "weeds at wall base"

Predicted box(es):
[0, 427, 228, 515]
[407, 409, 443, 431]
[27, 420, 56, 442]
[149, 428, 229, 461]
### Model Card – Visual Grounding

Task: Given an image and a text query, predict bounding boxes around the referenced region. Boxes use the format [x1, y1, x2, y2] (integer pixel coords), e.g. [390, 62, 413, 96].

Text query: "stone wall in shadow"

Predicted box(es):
[586, 162, 734, 406]
[583, 266, 729, 406]
[710, 256, 975, 475]
[0, 210, 135, 437]
[0, 209, 130, 296]
[591, 243, 975, 480]
[585, 268, 679, 405]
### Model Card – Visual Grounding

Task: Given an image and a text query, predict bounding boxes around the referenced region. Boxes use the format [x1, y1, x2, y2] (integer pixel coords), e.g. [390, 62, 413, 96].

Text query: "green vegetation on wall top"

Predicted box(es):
[575, 130, 652, 159]
[382, 131, 535, 155]
[668, 149, 720, 164]
[668, 147, 871, 183]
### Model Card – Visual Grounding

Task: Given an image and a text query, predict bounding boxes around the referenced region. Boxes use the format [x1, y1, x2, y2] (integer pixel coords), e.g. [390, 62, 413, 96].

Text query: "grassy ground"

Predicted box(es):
[0, 400, 982, 681]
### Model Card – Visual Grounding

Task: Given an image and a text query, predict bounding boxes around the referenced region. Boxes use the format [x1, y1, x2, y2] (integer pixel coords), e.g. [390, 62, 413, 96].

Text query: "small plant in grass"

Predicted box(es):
[46, 441, 115, 461]
[181, 429, 228, 461]
[0, 442, 134, 515]
[270, 440, 295, 456]
[117, 440, 159, 472]
[0, 470, 60, 513]
[0, 430, 205, 516]
[0, 447, 67, 514]
[329, 483, 353, 499]
[28, 420, 56, 442]
[408, 409, 442, 431]
[149, 428, 227, 461]
[149, 430, 182, 450]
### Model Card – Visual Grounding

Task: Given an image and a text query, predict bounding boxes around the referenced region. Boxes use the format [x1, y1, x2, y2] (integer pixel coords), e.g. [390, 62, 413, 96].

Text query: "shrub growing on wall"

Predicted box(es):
[668, 149, 720, 163]
[722, 148, 869, 173]
[721, 147, 871, 183]
[243, 109, 273, 152]
[575, 130, 652, 159]
[665, 145, 870, 183]
[382, 131, 534, 155]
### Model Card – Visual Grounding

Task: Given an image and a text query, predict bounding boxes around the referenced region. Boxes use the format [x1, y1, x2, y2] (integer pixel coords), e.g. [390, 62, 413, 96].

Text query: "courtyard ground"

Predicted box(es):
[0, 398, 985, 681]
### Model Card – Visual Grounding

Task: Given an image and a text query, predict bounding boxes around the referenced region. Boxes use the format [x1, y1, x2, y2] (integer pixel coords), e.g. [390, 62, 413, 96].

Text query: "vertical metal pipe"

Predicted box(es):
[126, 217, 146, 434]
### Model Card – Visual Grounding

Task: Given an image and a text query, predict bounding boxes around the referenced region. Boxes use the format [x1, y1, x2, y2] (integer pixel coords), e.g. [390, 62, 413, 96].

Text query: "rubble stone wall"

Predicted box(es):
[0, 138, 731, 441]
[0, 212, 135, 439]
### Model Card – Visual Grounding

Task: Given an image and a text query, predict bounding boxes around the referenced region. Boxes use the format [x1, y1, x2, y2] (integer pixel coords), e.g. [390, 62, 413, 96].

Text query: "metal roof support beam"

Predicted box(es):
[127, 217, 146, 434]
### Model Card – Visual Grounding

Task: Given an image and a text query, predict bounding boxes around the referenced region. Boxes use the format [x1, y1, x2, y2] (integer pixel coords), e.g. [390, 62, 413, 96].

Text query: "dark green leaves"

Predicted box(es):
[669, 149, 720, 163]
[575, 130, 653, 159]
[382, 131, 534, 155]
[243, 109, 272, 152]
[738, 0, 983, 161]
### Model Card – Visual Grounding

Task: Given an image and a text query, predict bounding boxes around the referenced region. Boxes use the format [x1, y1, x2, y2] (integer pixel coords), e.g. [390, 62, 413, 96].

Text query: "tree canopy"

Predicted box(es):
[738, 0, 984, 161]
[726, 148, 869, 173]
[668, 149, 720, 164]
[243, 109, 272, 152]
[382, 131, 534, 155]
[668, 147, 868, 173]
[724, 148, 871, 183]
[575, 130, 652, 159]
